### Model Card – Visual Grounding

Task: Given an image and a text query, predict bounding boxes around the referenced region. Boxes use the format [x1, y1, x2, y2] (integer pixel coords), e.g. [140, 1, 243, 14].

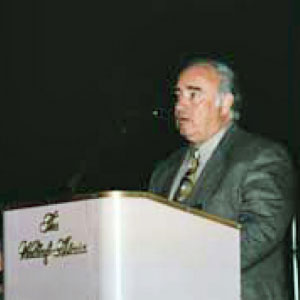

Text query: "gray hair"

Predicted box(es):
[181, 58, 242, 120]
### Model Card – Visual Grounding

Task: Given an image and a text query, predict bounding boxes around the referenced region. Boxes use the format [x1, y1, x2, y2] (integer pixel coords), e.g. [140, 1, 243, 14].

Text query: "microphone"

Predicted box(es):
[120, 107, 172, 121]
[152, 108, 172, 120]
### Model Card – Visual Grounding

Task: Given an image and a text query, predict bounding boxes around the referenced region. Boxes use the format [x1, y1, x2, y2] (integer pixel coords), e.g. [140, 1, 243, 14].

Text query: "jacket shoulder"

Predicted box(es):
[228, 127, 291, 163]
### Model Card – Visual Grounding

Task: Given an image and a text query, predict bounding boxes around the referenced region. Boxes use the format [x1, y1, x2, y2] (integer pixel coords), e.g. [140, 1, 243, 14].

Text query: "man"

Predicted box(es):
[149, 58, 295, 299]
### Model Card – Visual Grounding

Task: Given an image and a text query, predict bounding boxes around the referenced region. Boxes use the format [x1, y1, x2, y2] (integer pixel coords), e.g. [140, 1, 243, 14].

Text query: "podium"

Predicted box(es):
[4, 191, 240, 300]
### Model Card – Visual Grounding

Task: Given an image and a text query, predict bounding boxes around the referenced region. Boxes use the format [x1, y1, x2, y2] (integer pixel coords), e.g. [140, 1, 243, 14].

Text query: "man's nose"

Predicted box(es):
[175, 95, 189, 111]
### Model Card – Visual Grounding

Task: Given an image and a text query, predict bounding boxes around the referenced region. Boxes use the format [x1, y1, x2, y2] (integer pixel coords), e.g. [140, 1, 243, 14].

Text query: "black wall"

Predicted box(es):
[0, 0, 298, 203]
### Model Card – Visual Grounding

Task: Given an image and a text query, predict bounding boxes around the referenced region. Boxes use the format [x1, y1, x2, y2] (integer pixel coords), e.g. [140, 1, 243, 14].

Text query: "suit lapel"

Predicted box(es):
[186, 124, 240, 208]
[159, 148, 188, 197]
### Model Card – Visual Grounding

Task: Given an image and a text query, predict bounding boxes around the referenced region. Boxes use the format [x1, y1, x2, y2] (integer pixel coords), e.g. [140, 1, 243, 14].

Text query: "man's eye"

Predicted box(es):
[172, 89, 202, 101]
[190, 91, 197, 99]
[190, 91, 201, 100]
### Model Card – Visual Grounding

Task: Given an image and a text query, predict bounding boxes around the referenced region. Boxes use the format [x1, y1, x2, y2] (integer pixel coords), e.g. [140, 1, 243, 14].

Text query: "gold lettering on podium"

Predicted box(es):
[18, 210, 88, 265]
[19, 236, 87, 265]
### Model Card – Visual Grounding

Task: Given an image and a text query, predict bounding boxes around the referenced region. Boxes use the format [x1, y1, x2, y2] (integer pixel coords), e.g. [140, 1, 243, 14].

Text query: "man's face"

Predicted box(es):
[174, 64, 231, 144]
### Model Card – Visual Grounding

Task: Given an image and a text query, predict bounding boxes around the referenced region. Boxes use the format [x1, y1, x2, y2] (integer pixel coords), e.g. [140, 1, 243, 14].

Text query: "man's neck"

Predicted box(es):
[192, 121, 233, 148]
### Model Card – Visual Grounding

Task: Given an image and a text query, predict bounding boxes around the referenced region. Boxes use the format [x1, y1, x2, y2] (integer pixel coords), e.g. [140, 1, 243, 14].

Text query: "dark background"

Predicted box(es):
[0, 0, 298, 205]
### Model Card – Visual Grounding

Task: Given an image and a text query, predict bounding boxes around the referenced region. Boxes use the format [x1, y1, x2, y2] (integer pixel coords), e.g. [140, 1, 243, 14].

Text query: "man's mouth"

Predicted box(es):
[178, 116, 189, 123]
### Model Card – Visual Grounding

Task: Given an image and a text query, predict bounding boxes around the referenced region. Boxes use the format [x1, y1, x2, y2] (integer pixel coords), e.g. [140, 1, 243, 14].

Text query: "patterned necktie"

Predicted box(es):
[174, 148, 200, 203]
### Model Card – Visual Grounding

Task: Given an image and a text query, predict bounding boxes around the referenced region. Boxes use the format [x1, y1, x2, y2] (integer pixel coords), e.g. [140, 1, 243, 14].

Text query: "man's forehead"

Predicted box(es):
[177, 64, 220, 85]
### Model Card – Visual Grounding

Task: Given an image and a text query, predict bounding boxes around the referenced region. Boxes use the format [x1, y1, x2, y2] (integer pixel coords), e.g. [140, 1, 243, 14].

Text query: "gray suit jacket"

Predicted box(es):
[149, 124, 295, 300]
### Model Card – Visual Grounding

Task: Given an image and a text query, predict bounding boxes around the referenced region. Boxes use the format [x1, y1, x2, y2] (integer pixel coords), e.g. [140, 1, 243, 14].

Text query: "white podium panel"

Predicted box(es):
[4, 191, 240, 300]
[4, 199, 101, 300]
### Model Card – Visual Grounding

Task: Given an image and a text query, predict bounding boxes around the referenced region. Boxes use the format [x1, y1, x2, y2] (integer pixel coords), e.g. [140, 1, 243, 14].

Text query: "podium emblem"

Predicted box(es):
[40, 211, 59, 233]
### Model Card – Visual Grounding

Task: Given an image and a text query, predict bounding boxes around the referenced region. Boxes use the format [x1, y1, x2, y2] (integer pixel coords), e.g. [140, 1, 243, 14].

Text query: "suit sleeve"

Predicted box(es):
[238, 145, 296, 270]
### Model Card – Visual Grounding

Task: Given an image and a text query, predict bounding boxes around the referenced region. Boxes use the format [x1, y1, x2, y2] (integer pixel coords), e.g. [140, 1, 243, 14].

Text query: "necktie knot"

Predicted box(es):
[188, 148, 199, 173]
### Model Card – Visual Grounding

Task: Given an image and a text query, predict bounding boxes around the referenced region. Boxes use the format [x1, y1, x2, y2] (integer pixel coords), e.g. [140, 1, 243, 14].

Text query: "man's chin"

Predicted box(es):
[179, 130, 196, 143]
[179, 130, 204, 144]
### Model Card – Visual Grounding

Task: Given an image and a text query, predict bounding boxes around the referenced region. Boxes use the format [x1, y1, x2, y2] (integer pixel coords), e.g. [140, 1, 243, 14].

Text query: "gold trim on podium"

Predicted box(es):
[97, 190, 241, 230]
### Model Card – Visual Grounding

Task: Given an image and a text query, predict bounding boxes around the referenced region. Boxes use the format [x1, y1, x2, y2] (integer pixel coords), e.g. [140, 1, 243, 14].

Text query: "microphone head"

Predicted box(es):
[152, 108, 172, 120]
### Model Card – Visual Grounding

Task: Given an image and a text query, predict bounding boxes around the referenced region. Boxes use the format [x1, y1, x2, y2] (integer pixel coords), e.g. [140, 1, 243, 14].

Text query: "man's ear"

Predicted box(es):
[220, 93, 234, 116]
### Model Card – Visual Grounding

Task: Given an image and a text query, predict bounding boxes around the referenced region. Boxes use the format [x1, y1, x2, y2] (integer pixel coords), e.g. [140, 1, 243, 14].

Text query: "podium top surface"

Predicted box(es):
[4, 190, 241, 229]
